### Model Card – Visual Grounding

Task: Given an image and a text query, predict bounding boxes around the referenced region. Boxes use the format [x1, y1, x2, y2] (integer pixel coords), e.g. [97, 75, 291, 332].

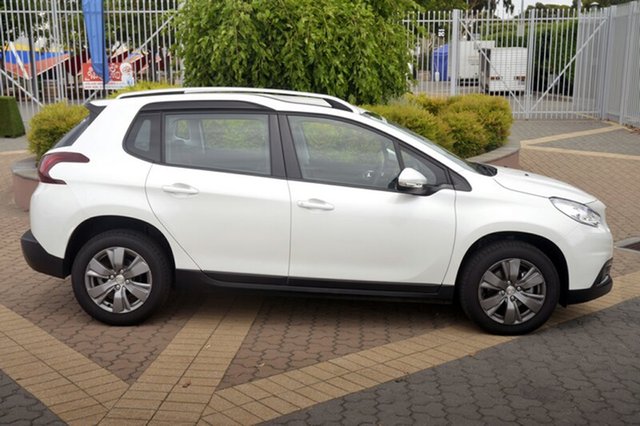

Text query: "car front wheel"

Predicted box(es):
[71, 230, 171, 325]
[458, 241, 559, 335]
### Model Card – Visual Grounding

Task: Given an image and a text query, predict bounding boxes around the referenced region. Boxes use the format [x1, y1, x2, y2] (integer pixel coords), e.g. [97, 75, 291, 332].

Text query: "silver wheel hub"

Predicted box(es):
[478, 258, 547, 325]
[84, 246, 152, 314]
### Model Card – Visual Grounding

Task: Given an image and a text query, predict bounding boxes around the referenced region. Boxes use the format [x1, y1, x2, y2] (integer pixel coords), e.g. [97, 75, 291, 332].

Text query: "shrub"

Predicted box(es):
[0, 96, 26, 138]
[364, 93, 512, 158]
[443, 94, 513, 150]
[363, 102, 453, 150]
[108, 81, 179, 99]
[28, 103, 88, 160]
[174, 0, 410, 105]
[405, 93, 448, 115]
[439, 110, 490, 158]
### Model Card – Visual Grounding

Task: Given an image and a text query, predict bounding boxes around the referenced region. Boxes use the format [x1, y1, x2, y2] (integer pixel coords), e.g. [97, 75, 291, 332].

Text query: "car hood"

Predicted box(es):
[492, 166, 597, 204]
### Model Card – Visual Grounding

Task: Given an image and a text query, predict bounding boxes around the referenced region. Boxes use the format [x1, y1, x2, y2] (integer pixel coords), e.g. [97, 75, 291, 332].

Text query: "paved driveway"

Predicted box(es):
[0, 120, 639, 425]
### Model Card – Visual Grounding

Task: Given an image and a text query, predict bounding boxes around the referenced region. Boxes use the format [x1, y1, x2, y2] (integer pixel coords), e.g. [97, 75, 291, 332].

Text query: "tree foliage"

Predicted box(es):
[174, 0, 411, 105]
[414, 0, 468, 11]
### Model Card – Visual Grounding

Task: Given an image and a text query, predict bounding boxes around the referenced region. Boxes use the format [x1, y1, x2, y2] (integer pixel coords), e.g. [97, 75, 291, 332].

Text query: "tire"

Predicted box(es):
[71, 230, 172, 325]
[458, 241, 559, 335]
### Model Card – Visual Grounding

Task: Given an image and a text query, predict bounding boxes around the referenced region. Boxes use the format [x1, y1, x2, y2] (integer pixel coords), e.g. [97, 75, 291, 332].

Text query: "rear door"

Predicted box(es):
[145, 104, 290, 276]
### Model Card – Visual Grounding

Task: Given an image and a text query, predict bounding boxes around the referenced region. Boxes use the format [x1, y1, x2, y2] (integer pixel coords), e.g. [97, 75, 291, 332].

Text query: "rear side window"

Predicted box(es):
[163, 113, 271, 176]
[124, 113, 161, 162]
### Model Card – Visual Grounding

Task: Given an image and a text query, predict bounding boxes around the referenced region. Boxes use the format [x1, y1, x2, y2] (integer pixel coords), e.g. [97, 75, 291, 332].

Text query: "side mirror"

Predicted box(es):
[397, 168, 428, 194]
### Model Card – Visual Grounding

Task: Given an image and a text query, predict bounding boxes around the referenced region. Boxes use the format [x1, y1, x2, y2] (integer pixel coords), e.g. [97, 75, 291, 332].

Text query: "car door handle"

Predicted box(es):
[297, 199, 335, 211]
[161, 183, 199, 196]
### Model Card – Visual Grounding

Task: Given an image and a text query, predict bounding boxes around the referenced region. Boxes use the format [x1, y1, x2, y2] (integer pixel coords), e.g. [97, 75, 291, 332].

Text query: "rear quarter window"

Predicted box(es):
[124, 113, 161, 162]
[54, 118, 90, 148]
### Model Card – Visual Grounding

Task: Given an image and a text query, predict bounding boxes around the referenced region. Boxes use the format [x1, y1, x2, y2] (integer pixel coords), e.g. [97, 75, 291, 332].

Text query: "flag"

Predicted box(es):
[82, 0, 109, 84]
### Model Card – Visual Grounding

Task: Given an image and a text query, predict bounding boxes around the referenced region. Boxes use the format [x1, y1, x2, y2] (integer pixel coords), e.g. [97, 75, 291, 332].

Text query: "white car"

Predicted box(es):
[21, 88, 613, 334]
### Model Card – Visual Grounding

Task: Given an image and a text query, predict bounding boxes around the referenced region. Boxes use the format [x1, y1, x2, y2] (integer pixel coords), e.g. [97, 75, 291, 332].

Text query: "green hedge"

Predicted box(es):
[28, 103, 88, 160]
[404, 93, 448, 115]
[363, 102, 453, 151]
[443, 94, 513, 151]
[363, 93, 512, 158]
[0, 96, 26, 138]
[440, 110, 489, 158]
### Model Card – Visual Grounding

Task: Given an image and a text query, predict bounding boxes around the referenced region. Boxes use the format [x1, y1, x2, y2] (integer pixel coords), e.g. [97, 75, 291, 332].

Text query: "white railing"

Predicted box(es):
[0, 0, 181, 121]
[1, 1, 638, 125]
[404, 2, 640, 125]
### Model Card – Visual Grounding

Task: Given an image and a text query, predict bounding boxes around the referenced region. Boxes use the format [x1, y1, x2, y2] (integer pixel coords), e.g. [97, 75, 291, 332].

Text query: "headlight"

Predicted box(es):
[550, 197, 600, 227]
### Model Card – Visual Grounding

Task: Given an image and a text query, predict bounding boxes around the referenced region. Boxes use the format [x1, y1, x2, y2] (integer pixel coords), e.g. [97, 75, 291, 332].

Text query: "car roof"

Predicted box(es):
[115, 87, 361, 114]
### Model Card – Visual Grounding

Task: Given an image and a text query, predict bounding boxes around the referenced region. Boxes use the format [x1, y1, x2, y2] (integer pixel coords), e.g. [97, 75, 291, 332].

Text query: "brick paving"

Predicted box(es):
[0, 118, 638, 424]
[539, 128, 640, 156]
[0, 369, 64, 425]
[0, 153, 207, 384]
[0, 135, 27, 152]
[267, 295, 640, 426]
[508, 120, 612, 141]
[218, 297, 463, 389]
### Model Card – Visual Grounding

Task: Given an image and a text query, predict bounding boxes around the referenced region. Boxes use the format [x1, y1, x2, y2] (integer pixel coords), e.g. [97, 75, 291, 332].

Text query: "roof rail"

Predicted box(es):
[116, 87, 358, 113]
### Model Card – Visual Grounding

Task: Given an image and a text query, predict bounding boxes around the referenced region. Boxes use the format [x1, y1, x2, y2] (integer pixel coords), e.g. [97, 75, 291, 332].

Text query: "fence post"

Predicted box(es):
[450, 9, 460, 96]
[49, 0, 66, 102]
[618, 2, 637, 125]
[525, 9, 536, 120]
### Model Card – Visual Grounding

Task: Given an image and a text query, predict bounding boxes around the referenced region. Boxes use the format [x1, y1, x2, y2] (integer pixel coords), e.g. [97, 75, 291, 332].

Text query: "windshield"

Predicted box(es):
[362, 111, 480, 174]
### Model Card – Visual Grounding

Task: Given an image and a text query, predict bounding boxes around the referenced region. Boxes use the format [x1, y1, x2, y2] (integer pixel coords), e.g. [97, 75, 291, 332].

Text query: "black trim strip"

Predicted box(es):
[565, 259, 613, 305]
[21, 230, 67, 279]
[184, 270, 453, 301]
[278, 113, 302, 179]
[269, 114, 286, 178]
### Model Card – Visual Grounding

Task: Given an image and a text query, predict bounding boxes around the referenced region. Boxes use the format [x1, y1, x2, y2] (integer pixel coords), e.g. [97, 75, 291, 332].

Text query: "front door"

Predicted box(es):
[285, 115, 457, 285]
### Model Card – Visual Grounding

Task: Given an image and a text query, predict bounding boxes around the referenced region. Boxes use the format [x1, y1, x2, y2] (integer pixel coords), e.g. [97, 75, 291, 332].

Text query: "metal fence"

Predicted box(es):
[405, 2, 640, 125]
[1, 1, 638, 126]
[0, 0, 181, 122]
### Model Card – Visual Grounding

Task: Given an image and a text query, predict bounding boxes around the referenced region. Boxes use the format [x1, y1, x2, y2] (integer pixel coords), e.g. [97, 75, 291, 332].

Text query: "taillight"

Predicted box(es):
[38, 152, 90, 184]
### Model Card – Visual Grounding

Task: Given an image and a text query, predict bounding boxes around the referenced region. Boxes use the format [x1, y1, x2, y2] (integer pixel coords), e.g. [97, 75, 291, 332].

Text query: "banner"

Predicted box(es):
[82, 62, 135, 90]
[82, 0, 109, 85]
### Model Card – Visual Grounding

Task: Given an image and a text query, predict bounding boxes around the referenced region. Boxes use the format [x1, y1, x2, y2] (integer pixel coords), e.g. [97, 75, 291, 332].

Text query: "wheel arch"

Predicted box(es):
[454, 231, 570, 306]
[63, 216, 175, 277]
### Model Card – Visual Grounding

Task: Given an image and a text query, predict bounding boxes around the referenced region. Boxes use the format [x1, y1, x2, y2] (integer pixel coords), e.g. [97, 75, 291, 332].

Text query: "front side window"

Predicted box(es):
[288, 116, 400, 190]
[164, 113, 271, 175]
[400, 146, 448, 187]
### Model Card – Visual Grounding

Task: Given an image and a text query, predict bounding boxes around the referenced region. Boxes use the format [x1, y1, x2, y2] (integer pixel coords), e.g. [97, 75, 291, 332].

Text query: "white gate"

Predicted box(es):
[405, 3, 639, 124]
[0, 0, 181, 121]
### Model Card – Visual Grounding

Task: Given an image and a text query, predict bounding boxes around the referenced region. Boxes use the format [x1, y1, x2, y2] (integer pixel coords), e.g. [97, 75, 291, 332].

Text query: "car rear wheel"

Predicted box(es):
[71, 230, 171, 325]
[458, 241, 559, 335]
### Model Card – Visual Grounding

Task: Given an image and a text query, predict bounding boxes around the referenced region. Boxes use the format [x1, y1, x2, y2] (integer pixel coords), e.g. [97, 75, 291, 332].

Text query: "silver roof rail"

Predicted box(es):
[117, 87, 358, 113]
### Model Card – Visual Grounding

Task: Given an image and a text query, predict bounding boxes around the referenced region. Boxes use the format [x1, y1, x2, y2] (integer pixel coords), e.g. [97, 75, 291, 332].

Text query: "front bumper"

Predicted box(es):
[21, 230, 67, 279]
[566, 259, 613, 304]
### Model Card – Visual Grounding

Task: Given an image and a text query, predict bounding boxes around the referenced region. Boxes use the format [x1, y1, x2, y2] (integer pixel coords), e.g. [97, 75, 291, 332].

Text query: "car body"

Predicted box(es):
[21, 88, 613, 334]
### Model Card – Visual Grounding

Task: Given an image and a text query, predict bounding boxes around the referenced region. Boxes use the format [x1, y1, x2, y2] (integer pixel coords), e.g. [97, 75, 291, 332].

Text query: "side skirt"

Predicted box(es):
[175, 269, 455, 302]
